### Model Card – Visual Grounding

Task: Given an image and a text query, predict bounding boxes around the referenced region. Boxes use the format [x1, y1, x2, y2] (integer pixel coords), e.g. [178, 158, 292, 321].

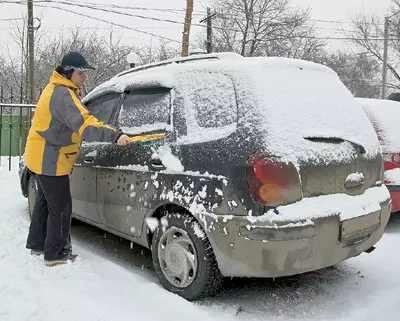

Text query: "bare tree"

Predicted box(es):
[197, 0, 324, 59]
[320, 52, 381, 98]
[351, 0, 400, 91]
[138, 40, 179, 64]
[33, 27, 140, 95]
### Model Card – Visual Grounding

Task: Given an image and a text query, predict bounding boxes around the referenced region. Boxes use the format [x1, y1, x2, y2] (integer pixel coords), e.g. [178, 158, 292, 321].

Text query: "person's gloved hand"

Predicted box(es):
[117, 134, 131, 146]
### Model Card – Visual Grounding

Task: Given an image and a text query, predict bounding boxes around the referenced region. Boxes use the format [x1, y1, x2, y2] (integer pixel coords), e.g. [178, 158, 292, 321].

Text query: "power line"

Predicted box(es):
[41, 0, 213, 29]
[47, 0, 207, 14]
[0, 17, 25, 21]
[2, 0, 394, 43]
[34, 3, 181, 43]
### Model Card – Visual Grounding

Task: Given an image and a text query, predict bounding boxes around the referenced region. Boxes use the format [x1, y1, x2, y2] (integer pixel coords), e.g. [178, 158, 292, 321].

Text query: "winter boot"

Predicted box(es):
[31, 250, 44, 256]
[44, 254, 78, 267]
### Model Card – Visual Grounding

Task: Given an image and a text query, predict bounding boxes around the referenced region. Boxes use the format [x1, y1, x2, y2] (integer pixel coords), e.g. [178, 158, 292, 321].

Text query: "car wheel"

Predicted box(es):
[151, 212, 224, 301]
[27, 174, 37, 219]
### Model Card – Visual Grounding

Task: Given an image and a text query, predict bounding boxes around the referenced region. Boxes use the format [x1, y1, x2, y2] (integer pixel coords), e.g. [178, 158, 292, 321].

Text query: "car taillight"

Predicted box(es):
[246, 154, 302, 207]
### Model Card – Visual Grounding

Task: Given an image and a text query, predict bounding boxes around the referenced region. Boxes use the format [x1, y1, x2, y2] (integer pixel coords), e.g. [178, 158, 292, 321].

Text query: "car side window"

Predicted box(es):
[175, 71, 238, 144]
[188, 72, 238, 128]
[118, 88, 171, 135]
[84, 93, 121, 124]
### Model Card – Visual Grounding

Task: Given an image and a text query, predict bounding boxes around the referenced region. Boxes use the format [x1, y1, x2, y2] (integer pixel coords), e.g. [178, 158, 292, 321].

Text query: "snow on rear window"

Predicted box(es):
[235, 58, 380, 164]
[357, 98, 400, 153]
[119, 88, 170, 129]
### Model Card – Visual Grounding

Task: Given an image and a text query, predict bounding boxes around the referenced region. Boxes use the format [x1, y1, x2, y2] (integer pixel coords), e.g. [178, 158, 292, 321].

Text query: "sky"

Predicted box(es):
[0, 0, 394, 59]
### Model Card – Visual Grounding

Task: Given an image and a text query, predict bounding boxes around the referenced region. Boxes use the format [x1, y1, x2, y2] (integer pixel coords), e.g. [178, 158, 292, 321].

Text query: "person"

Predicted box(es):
[24, 52, 131, 267]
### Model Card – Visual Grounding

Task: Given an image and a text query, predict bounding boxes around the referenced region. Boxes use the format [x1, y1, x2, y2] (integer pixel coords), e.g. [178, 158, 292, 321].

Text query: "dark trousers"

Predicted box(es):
[26, 174, 73, 261]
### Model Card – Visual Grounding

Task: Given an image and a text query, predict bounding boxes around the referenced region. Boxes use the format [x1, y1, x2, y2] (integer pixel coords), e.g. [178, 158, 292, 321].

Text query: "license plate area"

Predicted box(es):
[340, 211, 381, 245]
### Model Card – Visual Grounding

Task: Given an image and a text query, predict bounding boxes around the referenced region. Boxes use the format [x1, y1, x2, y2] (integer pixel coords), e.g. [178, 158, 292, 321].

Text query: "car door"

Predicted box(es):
[95, 87, 174, 238]
[70, 92, 122, 225]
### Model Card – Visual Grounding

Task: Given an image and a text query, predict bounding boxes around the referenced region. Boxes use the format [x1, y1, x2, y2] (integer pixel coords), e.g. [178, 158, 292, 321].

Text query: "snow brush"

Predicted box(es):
[129, 133, 165, 146]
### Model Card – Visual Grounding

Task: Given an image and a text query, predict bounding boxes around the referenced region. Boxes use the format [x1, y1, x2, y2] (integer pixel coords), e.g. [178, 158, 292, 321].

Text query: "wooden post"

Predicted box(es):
[181, 0, 194, 57]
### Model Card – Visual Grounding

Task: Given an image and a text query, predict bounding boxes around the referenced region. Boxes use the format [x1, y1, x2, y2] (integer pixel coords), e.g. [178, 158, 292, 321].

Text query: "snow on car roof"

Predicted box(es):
[357, 98, 400, 153]
[82, 52, 243, 103]
[84, 53, 380, 165]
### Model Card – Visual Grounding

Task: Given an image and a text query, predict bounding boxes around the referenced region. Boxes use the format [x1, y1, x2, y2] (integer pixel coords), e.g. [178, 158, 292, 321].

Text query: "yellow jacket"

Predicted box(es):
[24, 70, 120, 176]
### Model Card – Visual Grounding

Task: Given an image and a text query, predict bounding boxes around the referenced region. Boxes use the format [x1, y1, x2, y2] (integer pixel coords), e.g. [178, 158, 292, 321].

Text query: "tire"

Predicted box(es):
[151, 212, 224, 301]
[27, 174, 37, 220]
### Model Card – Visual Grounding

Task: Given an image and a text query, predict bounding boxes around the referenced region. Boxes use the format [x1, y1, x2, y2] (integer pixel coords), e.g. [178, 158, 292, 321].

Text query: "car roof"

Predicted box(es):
[83, 52, 334, 104]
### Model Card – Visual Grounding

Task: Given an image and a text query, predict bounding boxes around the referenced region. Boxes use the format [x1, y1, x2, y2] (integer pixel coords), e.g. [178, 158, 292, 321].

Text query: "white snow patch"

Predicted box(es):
[222, 215, 234, 223]
[384, 168, 400, 184]
[177, 123, 237, 145]
[346, 172, 365, 184]
[152, 181, 160, 188]
[215, 188, 223, 196]
[126, 205, 132, 211]
[357, 98, 400, 153]
[120, 123, 172, 136]
[84, 150, 98, 157]
[129, 192, 136, 198]
[130, 226, 136, 233]
[130, 184, 135, 191]
[153, 145, 184, 172]
[198, 186, 207, 199]
[144, 181, 149, 190]
[96, 164, 149, 172]
[263, 185, 390, 222]
[192, 222, 205, 238]
[145, 217, 159, 232]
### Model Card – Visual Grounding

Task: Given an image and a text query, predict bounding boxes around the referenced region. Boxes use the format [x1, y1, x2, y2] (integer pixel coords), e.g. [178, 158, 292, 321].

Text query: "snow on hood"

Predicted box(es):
[357, 98, 400, 154]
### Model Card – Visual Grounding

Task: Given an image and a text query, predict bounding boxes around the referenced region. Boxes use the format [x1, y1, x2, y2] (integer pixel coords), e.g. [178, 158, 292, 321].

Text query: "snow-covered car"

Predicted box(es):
[19, 53, 391, 300]
[357, 97, 400, 213]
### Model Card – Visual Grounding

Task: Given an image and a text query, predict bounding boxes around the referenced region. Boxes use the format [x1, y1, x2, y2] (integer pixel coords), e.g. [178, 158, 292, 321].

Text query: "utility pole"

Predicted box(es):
[200, 7, 216, 53]
[206, 7, 212, 53]
[181, 0, 194, 57]
[382, 16, 389, 99]
[27, 0, 35, 104]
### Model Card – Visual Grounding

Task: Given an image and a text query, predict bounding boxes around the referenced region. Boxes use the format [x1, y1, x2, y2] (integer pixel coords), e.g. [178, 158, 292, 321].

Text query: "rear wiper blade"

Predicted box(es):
[304, 136, 366, 154]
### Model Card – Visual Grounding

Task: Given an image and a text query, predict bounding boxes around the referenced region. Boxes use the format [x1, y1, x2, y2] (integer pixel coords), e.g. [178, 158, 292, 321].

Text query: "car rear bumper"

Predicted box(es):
[203, 187, 392, 278]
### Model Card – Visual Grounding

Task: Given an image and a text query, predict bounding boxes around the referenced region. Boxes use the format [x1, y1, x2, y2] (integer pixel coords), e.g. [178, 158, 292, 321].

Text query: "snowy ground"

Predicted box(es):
[0, 157, 399, 321]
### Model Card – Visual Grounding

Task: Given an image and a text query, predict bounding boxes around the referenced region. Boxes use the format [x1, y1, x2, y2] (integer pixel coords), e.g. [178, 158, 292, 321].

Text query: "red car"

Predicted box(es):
[357, 98, 400, 213]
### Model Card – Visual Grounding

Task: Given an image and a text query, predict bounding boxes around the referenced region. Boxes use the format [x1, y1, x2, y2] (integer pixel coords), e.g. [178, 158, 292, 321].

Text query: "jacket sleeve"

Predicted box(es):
[50, 86, 122, 143]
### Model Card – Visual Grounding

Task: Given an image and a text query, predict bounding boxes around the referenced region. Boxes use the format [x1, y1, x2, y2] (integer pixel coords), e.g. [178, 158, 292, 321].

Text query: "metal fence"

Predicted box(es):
[0, 103, 36, 170]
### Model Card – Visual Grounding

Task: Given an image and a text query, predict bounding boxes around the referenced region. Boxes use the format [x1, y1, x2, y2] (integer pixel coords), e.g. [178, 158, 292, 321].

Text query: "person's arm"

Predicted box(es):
[50, 86, 128, 144]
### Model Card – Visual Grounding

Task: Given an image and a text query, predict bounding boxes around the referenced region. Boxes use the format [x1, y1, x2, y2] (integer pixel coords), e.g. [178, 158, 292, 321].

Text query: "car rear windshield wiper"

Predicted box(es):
[304, 136, 366, 154]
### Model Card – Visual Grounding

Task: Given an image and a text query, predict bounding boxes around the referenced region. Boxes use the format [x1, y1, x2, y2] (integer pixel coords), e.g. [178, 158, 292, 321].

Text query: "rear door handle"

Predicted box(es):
[149, 159, 166, 171]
